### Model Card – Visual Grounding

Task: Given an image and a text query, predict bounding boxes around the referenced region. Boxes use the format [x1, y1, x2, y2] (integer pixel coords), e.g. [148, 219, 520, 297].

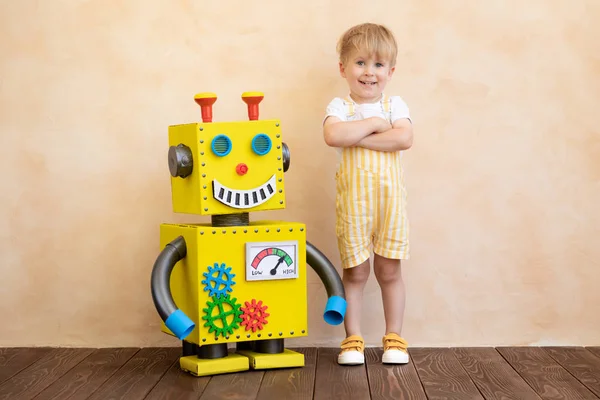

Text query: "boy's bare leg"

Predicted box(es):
[342, 259, 371, 337]
[373, 254, 405, 335]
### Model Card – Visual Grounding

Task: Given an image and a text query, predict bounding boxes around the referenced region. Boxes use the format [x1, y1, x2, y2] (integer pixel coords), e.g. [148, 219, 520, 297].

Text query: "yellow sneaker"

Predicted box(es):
[382, 333, 409, 364]
[337, 335, 365, 365]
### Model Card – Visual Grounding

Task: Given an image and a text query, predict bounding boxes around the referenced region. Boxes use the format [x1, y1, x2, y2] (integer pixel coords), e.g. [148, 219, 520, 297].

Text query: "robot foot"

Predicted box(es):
[236, 349, 305, 370]
[180, 354, 249, 377]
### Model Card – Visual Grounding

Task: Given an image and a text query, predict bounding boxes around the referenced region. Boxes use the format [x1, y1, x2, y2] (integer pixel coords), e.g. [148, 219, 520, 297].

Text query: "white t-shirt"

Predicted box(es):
[324, 95, 411, 124]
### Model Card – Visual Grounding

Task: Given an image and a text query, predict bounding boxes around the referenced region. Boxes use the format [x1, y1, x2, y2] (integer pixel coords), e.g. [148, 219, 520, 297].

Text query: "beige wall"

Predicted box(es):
[1, 0, 598, 348]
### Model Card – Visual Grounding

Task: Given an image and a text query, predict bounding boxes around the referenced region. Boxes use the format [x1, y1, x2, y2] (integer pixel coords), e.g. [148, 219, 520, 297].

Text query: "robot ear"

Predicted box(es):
[168, 144, 194, 178]
[282, 142, 290, 173]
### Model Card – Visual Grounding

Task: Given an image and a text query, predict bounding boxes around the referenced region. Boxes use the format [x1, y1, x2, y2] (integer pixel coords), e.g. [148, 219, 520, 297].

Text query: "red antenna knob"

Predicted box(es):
[241, 92, 264, 121]
[194, 92, 217, 122]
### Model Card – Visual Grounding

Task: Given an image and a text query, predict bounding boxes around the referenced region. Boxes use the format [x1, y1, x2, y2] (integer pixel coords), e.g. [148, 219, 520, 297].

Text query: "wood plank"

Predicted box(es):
[587, 347, 600, 359]
[145, 359, 211, 400]
[365, 347, 427, 400]
[313, 347, 370, 400]
[410, 347, 484, 400]
[452, 347, 541, 400]
[198, 368, 264, 400]
[497, 347, 598, 400]
[34, 348, 139, 400]
[0, 348, 52, 384]
[0, 348, 94, 400]
[85, 347, 180, 400]
[544, 347, 600, 398]
[255, 348, 317, 400]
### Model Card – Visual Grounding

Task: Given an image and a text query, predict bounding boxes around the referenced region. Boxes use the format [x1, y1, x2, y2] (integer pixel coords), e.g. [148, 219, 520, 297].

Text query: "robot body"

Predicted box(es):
[151, 92, 346, 377]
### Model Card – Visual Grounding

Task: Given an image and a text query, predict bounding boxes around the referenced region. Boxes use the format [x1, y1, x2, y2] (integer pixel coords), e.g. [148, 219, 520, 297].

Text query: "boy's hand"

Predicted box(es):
[370, 117, 392, 133]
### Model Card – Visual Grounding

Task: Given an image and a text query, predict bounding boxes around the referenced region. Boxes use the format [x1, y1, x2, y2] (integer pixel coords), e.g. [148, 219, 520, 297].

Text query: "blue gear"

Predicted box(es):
[201, 262, 236, 298]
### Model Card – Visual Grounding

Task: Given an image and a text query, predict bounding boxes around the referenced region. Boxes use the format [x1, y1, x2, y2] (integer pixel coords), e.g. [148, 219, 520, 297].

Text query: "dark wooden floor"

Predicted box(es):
[1, 347, 600, 399]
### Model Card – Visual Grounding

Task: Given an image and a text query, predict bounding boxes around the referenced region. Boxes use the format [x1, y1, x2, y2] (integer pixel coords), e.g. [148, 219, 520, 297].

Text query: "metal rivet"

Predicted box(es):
[276, 134, 280, 137]
[202, 162, 205, 166]
[279, 189, 282, 193]
[244, 229, 248, 233]
[202, 338, 206, 342]
[268, 333, 272, 337]
[203, 197, 207, 200]
[214, 337, 218, 341]
[200, 139, 204, 143]
[200, 127, 204, 131]
[200, 231, 204, 235]
[277, 228, 280, 232]
[302, 330, 306, 333]
[247, 334, 251, 338]
[203, 185, 207, 189]
[277, 157, 281, 161]
[300, 228, 304, 232]
[222, 230, 226, 234]
[200, 152, 204, 155]
[266, 229, 269, 233]
[276, 123, 280, 127]
[204, 208, 208, 211]
[236, 335, 240, 339]
[257, 334, 261, 338]
[254, 229, 258, 233]
[233, 230, 236, 234]
[279, 332, 283, 336]
[290, 331, 294, 335]
[277, 145, 281, 149]
[225, 336, 229, 340]
[202, 174, 206, 178]
[212, 230, 216, 234]
[280, 201, 283, 204]
[289, 228, 293, 232]
[278, 179, 282, 182]
[278, 168, 282, 171]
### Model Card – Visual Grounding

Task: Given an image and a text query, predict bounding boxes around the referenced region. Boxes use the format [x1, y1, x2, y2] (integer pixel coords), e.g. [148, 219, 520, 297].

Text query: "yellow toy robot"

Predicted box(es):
[150, 92, 347, 376]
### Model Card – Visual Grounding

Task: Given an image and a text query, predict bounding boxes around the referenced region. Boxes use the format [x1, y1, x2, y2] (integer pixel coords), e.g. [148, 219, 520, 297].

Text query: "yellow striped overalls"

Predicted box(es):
[335, 95, 410, 269]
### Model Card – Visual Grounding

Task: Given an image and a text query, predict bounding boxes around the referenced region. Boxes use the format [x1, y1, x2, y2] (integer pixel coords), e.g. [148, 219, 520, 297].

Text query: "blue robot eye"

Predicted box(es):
[212, 135, 232, 157]
[252, 134, 272, 155]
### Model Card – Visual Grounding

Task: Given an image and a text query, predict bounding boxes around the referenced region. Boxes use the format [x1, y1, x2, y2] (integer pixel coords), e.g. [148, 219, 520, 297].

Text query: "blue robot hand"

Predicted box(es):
[323, 296, 347, 325]
[165, 309, 196, 340]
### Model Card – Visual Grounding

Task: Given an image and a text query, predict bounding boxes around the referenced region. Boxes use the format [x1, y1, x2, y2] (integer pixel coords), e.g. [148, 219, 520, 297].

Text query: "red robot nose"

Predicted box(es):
[236, 163, 248, 175]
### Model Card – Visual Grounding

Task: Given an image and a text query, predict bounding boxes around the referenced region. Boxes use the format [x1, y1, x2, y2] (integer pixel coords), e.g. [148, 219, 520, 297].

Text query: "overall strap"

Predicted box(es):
[381, 94, 392, 121]
[343, 96, 355, 119]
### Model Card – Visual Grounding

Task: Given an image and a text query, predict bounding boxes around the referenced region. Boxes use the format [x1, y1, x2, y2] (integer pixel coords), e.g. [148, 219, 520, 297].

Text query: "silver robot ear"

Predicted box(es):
[168, 144, 194, 178]
[282, 142, 290, 172]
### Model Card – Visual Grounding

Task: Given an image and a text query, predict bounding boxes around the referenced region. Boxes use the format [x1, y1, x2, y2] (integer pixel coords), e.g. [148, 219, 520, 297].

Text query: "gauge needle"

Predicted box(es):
[270, 256, 286, 275]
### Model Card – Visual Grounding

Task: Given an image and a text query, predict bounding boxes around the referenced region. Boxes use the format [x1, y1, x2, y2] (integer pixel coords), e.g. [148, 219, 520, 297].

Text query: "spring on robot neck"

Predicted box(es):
[211, 213, 249, 227]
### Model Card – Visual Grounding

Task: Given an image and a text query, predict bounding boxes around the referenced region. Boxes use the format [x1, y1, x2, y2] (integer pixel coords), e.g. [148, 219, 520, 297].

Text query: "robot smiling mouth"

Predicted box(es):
[213, 174, 277, 208]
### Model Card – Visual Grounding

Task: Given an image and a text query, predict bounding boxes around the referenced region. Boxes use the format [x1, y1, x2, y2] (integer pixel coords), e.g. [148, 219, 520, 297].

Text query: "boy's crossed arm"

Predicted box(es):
[356, 118, 413, 151]
[323, 116, 413, 152]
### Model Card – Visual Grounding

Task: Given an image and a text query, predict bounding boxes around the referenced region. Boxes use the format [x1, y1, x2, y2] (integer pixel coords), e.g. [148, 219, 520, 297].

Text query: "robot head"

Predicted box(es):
[167, 92, 290, 216]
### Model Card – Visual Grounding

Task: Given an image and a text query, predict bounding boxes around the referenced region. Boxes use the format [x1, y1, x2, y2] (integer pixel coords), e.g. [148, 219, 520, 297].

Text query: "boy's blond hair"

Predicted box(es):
[337, 23, 398, 67]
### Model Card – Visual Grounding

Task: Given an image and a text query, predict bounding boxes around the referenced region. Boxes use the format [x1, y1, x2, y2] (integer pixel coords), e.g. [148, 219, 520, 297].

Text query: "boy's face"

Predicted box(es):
[339, 51, 395, 104]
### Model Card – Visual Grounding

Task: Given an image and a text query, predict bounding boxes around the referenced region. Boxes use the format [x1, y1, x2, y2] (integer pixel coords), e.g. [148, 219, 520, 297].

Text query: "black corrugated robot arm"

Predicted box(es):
[151, 236, 195, 339]
[306, 241, 347, 325]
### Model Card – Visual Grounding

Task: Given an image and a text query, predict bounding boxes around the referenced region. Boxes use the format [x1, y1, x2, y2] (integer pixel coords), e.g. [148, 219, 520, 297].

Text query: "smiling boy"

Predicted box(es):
[322, 23, 414, 365]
